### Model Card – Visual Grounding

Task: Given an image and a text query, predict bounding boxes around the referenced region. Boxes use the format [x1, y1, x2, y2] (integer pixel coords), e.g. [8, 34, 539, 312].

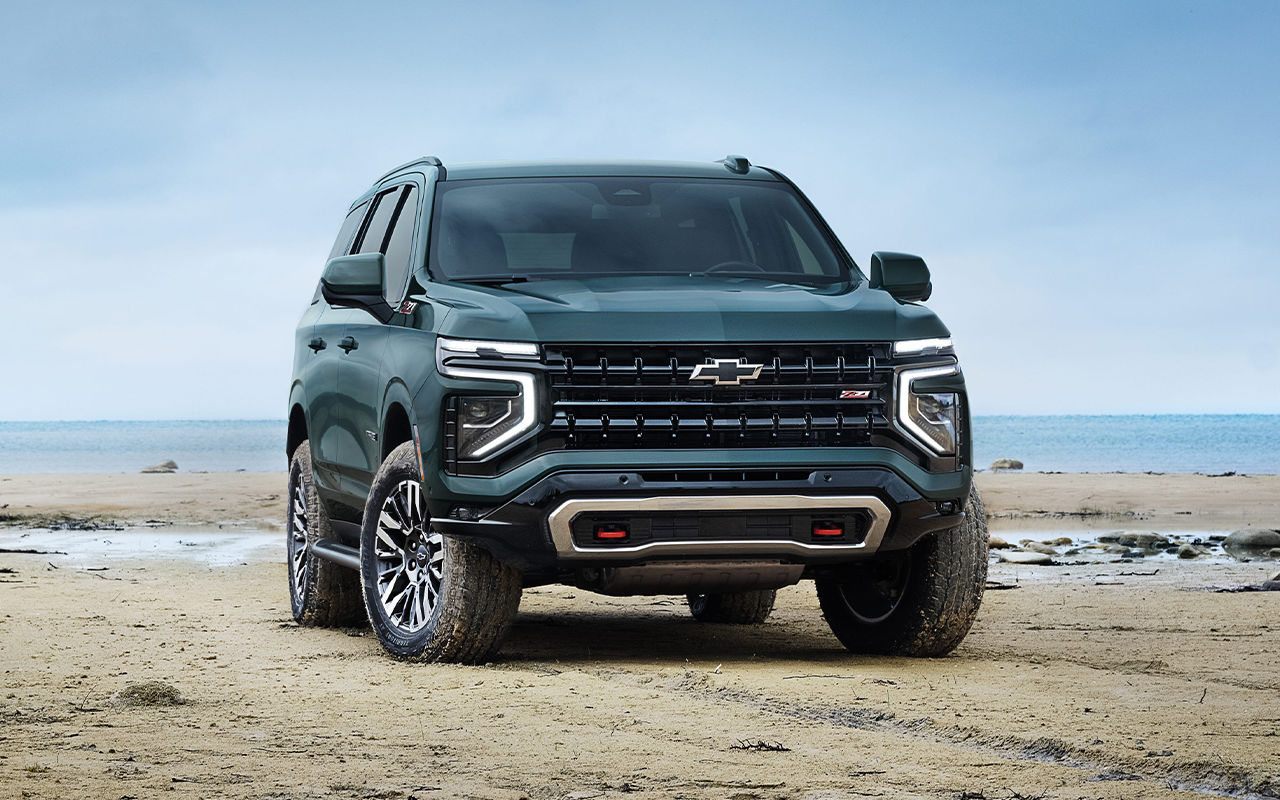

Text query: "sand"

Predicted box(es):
[2, 471, 1278, 532]
[2, 471, 1279, 798]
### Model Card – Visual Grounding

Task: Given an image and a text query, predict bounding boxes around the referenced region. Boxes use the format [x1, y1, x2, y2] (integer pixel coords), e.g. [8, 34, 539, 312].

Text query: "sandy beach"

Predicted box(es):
[2, 472, 1278, 798]
[2, 470, 1278, 532]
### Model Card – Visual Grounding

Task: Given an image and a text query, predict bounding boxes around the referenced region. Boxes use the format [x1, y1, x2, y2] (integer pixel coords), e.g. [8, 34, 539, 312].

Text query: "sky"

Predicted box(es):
[1, 0, 1277, 419]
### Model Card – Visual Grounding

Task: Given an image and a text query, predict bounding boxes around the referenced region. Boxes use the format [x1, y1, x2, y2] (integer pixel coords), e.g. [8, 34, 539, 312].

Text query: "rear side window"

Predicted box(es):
[356, 187, 402, 255]
[381, 185, 419, 303]
[328, 200, 370, 259]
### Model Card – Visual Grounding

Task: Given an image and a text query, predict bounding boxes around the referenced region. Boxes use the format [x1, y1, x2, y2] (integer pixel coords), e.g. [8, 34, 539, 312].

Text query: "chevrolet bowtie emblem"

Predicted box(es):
[689, 358, 764, 386]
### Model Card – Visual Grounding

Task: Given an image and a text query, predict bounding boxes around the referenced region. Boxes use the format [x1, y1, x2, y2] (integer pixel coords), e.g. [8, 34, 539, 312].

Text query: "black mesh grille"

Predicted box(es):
[541, 342, 894, 450]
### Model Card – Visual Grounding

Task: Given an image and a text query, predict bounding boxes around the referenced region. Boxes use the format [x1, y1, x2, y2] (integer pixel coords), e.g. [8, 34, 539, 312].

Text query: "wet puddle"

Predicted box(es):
[0, 526, 282, 567]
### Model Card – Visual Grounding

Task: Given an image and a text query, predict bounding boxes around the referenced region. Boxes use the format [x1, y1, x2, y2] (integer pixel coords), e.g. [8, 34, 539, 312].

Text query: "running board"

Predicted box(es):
[312, 538, 360, 571]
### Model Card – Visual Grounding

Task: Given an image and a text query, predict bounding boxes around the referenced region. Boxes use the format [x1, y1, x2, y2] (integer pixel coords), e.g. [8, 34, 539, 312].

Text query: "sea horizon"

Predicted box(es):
[0, 415, 1276, 475]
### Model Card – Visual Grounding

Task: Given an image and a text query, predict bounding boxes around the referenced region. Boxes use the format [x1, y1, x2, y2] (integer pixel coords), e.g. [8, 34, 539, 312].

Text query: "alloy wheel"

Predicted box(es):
[288, 478, 310, 591]
[373, 479, 443, 632]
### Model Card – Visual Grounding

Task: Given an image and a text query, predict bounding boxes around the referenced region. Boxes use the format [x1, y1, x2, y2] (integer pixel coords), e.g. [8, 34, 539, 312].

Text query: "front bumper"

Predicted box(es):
[430, 457, 968, 573]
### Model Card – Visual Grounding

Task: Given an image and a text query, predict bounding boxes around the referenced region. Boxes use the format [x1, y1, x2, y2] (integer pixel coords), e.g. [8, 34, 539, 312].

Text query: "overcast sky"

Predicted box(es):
[2, 1, 1277, 419]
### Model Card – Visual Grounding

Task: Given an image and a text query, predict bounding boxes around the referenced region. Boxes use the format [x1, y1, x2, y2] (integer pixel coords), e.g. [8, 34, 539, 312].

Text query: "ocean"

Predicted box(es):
[0, 416, 1275, 474]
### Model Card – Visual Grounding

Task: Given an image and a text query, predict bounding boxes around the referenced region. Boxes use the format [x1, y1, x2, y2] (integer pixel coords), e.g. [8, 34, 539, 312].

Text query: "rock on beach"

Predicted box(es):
[1098, 531, 1170, 550]
[1222, 529, 1280, 557]
[141, 460, 179, 474]
[990, 458, 1024, 471]
[998, 550, 1054, 565]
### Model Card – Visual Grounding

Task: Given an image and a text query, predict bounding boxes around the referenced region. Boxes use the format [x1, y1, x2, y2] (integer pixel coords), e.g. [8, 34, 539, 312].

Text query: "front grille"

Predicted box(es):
[541, 342, 894, 451]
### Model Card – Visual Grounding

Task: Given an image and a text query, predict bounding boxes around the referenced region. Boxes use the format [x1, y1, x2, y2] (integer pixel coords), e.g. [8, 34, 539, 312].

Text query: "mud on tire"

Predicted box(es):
[687, 589, 777, 624]
[816, 485, 988, 656]
[359, 442, 523, 663]
[287, 441, 365, 627]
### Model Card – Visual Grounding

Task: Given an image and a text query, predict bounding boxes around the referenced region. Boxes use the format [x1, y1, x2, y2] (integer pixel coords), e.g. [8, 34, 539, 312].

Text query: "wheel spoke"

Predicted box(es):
[375, 517, 402, 553]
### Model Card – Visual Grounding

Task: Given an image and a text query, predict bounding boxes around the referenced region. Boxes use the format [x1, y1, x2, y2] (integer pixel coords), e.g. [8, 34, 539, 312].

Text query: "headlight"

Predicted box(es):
[896, 365, 959, 455]
[893, 337, 953, 357]
[456, 396, 525, 459]
[437, 337, 540, 360]
[437, 337, 540, 460]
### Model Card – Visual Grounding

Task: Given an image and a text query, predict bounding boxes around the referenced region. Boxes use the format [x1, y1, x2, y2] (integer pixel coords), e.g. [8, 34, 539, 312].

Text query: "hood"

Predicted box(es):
[421, 275, 950, 343]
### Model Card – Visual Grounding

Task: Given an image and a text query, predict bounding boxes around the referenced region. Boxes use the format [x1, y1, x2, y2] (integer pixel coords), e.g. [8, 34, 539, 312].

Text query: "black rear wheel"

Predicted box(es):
[687, 589, 776, 624]
[816, 485, 988, 656]
[287, 441, 364, 627]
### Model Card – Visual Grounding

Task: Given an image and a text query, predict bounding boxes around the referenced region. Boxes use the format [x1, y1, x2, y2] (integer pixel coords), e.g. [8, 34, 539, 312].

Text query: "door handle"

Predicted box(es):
[339, 336, 359, 354]
[308, 337, 326, 352]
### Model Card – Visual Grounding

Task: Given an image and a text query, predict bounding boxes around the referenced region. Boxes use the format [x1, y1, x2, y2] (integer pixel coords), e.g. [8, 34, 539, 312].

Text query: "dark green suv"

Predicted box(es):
[286, 156, 986, 662]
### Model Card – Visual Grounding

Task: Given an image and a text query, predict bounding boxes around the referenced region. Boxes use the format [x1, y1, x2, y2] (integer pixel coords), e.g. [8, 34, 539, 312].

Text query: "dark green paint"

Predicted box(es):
[290, 159, 970, 520]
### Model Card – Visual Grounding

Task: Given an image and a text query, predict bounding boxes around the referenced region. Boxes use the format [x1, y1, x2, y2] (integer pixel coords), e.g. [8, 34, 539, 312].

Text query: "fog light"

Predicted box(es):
[812, 521, 844, 537]
[594, 524, 629, 540]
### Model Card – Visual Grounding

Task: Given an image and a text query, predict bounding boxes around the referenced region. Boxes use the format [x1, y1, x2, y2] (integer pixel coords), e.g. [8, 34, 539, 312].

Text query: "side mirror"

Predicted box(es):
[321, 253, 393, 322]
[868, 251, 932, 302]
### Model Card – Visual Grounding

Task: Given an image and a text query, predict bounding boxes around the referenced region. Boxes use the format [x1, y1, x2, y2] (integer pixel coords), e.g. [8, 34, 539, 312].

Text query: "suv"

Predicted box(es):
[286, 156, 986, 662]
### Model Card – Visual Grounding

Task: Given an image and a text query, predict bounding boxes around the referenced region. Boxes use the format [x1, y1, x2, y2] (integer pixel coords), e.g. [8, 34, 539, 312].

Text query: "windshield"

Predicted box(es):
[428, 177, 853, 285]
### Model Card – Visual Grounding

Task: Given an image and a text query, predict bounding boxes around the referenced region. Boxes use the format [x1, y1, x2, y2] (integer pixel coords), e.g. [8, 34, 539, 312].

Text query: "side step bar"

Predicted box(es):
[311, 538, 360, 570]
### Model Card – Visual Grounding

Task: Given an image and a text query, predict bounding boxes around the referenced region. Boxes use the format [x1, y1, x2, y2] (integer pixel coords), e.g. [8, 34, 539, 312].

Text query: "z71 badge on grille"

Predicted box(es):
[689, 358, 764, 386]
[840, 389, 871, 399]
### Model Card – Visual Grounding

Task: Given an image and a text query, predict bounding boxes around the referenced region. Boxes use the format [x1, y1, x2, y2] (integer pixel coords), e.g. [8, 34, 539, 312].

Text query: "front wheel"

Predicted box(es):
[816, 485, 988, 657]
[359, 442, 522, 662]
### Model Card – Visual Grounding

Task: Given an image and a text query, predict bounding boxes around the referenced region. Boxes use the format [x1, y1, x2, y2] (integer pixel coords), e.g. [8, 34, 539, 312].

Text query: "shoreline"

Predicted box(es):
[1, 471, 1276, 533]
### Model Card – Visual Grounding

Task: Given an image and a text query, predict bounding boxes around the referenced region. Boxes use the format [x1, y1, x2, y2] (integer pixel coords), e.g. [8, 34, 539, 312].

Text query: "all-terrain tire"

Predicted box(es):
[287, 441, 366, 627]
[816, 485, 988, 656]
[359, 442, 522, 663]
[687, 589, 777, 624]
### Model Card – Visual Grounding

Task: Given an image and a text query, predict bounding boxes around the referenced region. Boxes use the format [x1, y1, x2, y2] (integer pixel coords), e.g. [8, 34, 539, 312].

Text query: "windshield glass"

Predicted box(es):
[428, 177, 852, 284]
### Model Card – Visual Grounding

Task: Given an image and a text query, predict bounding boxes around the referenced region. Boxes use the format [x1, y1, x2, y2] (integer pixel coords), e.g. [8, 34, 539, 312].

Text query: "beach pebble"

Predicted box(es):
[1098, 531, 1169, 550]
[140, 459, 179, 474]
[1020, 541, 1059, 555]
[988, 536, 1013, 549]
[1177, 544, 1203, 559]
[1267, 548, 1280, 560]
[990, 458, 1024, 471]
[999, 550, 1053, 565]
[1042, 537, 1074, 546]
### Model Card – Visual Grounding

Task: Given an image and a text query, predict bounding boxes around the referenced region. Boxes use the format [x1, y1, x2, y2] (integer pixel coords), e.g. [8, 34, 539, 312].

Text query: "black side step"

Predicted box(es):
[312, 538, 360, 570]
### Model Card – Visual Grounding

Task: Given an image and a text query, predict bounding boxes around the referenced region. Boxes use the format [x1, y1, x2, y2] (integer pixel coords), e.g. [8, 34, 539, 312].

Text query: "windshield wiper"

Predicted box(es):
[450, 275, 537, 285]
[689, 271, 848, 287]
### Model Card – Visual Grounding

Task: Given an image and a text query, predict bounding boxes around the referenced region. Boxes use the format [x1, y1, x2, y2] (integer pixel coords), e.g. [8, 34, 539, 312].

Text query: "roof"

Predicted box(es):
[386, 158, 781, 183]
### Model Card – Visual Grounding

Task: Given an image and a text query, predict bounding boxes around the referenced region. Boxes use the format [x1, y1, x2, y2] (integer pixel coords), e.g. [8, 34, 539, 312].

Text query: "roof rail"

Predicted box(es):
[720, 154, 750, 174]
[375, 155, 445, 185]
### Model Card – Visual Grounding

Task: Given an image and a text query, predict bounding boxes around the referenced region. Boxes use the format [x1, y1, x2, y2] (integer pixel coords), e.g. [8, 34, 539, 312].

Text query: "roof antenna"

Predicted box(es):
[721, 154, 750, 174]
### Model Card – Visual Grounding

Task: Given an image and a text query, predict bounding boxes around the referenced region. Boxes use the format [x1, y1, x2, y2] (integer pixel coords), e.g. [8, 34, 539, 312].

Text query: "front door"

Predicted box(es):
[333, 182, 421, 499]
